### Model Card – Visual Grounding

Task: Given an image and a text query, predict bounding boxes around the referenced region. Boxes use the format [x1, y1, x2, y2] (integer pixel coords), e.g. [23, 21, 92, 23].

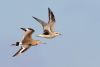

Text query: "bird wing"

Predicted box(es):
[48, 8, 55, 23]
[32, 16, 52, 34]
[32, 16, 47, 28]
[12, 46, 23, 57]
[12, 45, 31, 57]
[48, 8, 56, 32]
[22, 28, 35, 41]
[20, 28, 27, 32]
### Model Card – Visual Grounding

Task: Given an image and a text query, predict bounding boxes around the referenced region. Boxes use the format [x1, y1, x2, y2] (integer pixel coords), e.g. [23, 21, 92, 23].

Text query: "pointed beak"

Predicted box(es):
[40, 41, 47, 44]
[41, 42, 47, 44]
[20, 28, 26, 31]
[59, 33, 61, 35]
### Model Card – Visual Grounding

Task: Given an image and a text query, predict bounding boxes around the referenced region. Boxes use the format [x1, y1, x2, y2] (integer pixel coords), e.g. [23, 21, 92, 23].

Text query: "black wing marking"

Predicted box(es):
[12, 44, 31, 57]
[43, 30, 50, 35]
[12, 42, 20, 46]
[12, 47, 23, 57]
[48, 8, 55, 23]
[20, 28, 27, 32]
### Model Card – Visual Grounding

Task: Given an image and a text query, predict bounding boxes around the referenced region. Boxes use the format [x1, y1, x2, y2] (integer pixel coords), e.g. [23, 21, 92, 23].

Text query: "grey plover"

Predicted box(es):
[32, 8, 61, 39]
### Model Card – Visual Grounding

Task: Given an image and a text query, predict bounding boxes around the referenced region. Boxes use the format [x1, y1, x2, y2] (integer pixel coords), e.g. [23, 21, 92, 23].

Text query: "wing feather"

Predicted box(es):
[32, 16, 47, 28]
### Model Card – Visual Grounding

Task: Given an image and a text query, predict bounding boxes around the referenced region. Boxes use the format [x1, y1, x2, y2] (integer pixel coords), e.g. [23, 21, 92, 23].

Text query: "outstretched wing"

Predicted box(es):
[48, 8, 56, 32]
[48, 8, 55, 23]
[32, 16, 47, 28]
[12, 47, 23, 57]
[20, 28, 27, 32]
[12, 45, 31, 57]
[22, 28, 35, 42]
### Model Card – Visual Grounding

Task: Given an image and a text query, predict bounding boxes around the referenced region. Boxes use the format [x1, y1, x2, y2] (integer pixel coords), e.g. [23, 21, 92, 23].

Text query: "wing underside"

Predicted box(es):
[12, 45, 31, 57]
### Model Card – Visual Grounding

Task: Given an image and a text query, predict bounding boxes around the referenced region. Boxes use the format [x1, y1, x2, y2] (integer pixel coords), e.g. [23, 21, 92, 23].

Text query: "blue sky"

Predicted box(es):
[0, 0, 100, 67]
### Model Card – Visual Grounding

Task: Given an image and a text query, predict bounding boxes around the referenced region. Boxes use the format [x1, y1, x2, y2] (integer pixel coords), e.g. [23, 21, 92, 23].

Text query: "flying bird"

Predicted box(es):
[12, 28, 44, 57]
[32, 8, 61, 39]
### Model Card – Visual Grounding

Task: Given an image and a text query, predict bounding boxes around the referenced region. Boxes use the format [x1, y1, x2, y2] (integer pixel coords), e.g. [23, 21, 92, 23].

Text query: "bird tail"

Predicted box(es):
[11, 42, 20, 46]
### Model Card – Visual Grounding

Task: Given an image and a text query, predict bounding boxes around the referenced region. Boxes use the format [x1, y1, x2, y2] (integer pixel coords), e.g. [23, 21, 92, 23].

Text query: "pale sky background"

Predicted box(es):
[0, 0, 100, 67]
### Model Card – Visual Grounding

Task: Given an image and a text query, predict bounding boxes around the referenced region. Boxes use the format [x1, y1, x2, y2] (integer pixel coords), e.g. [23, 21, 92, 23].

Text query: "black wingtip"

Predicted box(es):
[12, 53, 17, 57]
[48, 7, 51, 11]
[32, 16, 36, 19]
[48, 7, 50, 10]
[12, 55, 15, 57]
[48, 8, 55, 22]
[32, 16, 34, 18]
[32, 16, 37, 20]
[48, 8, 51, 14]
[20, 28, 27, 31]
[12, 51, 19, 57]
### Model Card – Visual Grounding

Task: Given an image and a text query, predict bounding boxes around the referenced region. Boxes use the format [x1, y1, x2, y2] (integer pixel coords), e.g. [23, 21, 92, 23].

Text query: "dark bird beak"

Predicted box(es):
[20, 28, 27, 31]
[59, 33, 62, 35]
